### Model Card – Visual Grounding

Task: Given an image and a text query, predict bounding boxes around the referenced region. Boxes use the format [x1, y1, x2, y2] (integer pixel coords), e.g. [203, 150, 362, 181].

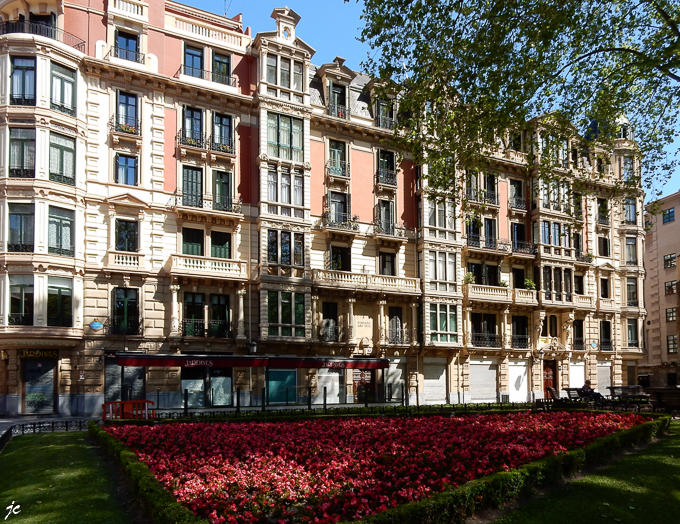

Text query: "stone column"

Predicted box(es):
[169, 284, 180, 335]
[347, 297, 356, 343]
[411, 302, 418, 346]
[501, 306, 509, 349]
[464, 306, 472, 346]
[311, 294, 319, 341]
[236, 287, 246, 340]
[378, 299, 386, 344]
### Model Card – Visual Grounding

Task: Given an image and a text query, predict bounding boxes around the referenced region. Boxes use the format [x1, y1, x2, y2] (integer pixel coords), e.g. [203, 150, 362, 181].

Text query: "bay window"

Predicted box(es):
[268, 291, 305, 337]
[267, 113, 303, 162]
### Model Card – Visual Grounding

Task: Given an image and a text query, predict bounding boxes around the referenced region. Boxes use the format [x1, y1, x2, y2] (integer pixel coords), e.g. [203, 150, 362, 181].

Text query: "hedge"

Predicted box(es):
[91, 412, 670, 524]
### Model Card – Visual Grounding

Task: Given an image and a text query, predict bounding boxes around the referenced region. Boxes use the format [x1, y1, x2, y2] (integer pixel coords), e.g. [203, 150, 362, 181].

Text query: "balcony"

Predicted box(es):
[599, 297, 615, 310]
[472, 333, 502, 348]
[320, 325, 341, 342]
[110, 115, 141, 136]
[322, 211, 359, 232]
[574, 294, 595, 308]
[467, 235, 511, 253]
[376, 168, 397, 187]
[109, 0, 148, 21]
[50, 99, 76, 117]
[573, 338, 585, 351]
[372, 219, 407, 238]
[466, 188, 499, 205]
[10, 94, 35, 106]
[600, 339, 613, 351]
[8, 314, 32, 326]
[108, 316, 143, 336]
[312, 269, 421, 295]
[625, 259, 638, 266]
[212, 197, 242, 213]
[376, 115, 395, 130]
[597, 215, 610, 227]
[47, 315, 73, 327]
[511, 240, 535, 255]
[627, 340, 640, 348]
[463, 284, 512, 303]
[387, 328, 410, 345]
[170, 255, 247, 281]
[575, 252, 594, 264]
[209, 136, 236, 156]
[48, 246, 74, 257]
[627, 299, 639, 307]
[326, 160, 350, 178]
[8, 167, 34, 178]
[0, 21, 86, 52]
[182, 319, 205, 337]
[49, 171, 75, 186]
[7, 242, 33, 253]
[328, 103, 350, 119]
[177, 130, 207, 149]
[510, 196, 526, 210]
[513, 288, 538, 306]
[207, 320, 232, 338]
[106, 251, 146, 271]
[111, 45, 145, 64]
[175, 193, 243, 213]
[176, 65, 237, 86]
[511, 334, 530, 349]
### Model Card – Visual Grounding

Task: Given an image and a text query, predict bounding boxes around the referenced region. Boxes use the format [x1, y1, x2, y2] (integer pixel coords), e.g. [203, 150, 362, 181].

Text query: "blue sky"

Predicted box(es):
[186, 0, 679, 201]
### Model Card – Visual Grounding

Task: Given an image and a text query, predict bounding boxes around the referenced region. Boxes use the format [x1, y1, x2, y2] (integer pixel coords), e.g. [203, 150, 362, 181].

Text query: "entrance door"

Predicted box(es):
[181, 367, 206, 408]
[23, 359, 56, 414]
[268, 369, 297, 404]
[543, 360, 557, 398]
[353, 369, 375, 403]
[388, 306, 403, 344]
[209, 368, 232, 406]
[321, 302, 339, 342]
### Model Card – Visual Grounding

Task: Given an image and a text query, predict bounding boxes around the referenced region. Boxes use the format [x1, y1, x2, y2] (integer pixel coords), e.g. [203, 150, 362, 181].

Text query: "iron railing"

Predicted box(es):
[467, 235, 511, 251]
[49, 171, 75, 186]
[111, 45, 145, 64]
[320, 325, 340, 342]
[50, 99, 76, 116]
[48, 246, 74, 257]
[181, 192, 203, 208]
[376, 168, 397, 186]
[512, 240, 535, 254]
[510, 196, 526, 209]
[47, 315, 72, 327]
[328, 103, 349, 119]
[207, 320, 232, 338]
[373, 219, 407, 237]
[576, 252, 594, 263]
[110, 115, 141, 136]
[8, 167, 35, 178]
[472, 333, 502, 348]
[176, 65, 237, 87]
[626, 259, 638, 266]
[213, 197, 242, 213]
[177, 129, 207, 149]
[388, 328, 407, 345]
[10, 94, 35, 106]
[512, 335, 530, 349]
[7, 242, 33, 252]
[600, 339, 613, 351]
[0, 21, 86, 52]
[627, 299, 639, 307]
[322, 211, 359, 231]
[376, 115, 394, 130]
[109, 316, 143, 336]
[628, 340, 640, 348]
[8, 314, 32, 326]
[598, 215, 610, 226]
[326, 160, 350, 178]
[182, 319, 205, 337]
[209, 135, 235, 154]
[573, 338, 585, 351]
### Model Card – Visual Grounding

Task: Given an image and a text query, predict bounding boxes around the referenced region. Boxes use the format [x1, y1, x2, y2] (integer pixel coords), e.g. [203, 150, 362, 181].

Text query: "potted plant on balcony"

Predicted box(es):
[118, 122, 137, 134]
[499, 280, 509, 287]
[463, 272, 476, 284]
[524, 278, 536, 290]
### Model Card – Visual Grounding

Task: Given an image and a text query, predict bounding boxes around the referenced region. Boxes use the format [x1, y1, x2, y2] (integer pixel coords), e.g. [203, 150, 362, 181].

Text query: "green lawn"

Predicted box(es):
[493, 420, 680, 524]
[0, 432, 135, 524]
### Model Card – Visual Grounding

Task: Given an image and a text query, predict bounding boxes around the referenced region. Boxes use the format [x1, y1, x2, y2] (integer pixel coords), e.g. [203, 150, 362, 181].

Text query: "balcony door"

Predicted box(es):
[388, 307, 403, 344]
[183, 167, 203, 208]
[209, 294, 230, 337]
[378, 200, 394, 232]
[471, 312, 497, 346]
[114, 288, 139, 335]
[184, 107, 203, 141]
[214, 171, 231, 210]
[329, 191, 348, 223]
[117, 91, 137, 128]
[321, 302, 339, 342]
[184, 292, 204, 336]
[484, 218, 496, 247]
[329, 140, 346, 175]
[511, 316, 529, 348]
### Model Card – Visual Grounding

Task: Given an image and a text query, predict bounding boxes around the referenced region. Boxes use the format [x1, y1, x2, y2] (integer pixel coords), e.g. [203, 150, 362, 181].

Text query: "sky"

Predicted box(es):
[185, 0, 680, 202]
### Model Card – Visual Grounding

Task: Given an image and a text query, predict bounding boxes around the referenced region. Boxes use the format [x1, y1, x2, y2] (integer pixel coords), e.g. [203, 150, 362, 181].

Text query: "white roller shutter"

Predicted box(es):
[423, 357, 447, 404]
[569, 361, 586, 388]
[317, 368, 342, 404]
[508, 359, 529, 402]
[385, 358, 406, 401]
[597, 362, 612, 394]
[470, 359, 498, 402]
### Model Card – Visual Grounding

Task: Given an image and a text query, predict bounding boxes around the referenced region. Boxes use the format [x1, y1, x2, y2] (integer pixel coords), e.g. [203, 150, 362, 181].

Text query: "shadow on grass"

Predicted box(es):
[0, 433, 134, 524]
[493, 422, 680, 524]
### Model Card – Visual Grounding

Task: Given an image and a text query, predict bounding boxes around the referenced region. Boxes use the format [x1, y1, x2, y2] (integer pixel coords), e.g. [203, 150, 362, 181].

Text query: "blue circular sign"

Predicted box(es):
[90, 320, 103, 331]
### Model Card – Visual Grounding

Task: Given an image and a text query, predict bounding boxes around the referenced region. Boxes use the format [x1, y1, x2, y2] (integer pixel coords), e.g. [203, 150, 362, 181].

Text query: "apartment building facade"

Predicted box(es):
[642, 191, 680, 386]
[0, 0, 645, 416]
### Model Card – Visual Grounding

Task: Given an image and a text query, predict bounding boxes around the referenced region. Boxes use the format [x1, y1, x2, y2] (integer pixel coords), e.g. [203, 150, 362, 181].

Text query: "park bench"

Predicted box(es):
[644, 387, 680, 415]
[606, 386, 651, 412]
[102, 400, 155, 421]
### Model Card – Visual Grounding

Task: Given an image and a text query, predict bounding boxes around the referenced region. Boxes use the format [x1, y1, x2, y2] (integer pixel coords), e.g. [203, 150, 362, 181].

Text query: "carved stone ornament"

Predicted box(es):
[265, 283, 311, 293]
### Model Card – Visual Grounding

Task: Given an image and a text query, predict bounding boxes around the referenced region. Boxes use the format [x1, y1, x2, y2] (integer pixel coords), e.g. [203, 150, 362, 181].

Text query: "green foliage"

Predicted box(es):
[524, 278, 537, 290]
[359, 0, 679, 199]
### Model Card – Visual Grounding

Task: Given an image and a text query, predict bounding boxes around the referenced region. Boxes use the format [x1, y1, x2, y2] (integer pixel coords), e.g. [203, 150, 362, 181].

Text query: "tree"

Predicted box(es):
[358, 0, 680, 200]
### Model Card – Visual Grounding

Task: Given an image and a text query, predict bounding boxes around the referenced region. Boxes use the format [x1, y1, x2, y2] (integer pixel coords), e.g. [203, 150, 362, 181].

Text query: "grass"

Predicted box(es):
[492, 420, 680, 524]
[0, 432, 135, 524]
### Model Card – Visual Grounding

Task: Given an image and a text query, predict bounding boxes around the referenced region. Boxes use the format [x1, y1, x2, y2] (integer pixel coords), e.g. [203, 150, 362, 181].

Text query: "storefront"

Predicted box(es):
[21, 349, 58, 414]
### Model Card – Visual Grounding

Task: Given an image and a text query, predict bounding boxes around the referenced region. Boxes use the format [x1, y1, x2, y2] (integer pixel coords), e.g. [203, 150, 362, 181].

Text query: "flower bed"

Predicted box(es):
[106, 412, 647, 523]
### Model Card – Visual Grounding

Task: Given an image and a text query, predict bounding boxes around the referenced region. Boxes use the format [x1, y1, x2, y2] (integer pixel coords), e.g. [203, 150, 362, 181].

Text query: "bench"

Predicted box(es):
[606, 386, 651, 412]
[102, 400, 156, 421]
[644, 387, 680, 414]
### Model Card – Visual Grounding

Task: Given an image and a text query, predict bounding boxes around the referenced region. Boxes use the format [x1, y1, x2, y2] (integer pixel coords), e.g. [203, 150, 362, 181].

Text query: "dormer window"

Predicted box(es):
[377, 100, 394, 129]
[114, 31, 143, 64]
[329, 83, 348, 118]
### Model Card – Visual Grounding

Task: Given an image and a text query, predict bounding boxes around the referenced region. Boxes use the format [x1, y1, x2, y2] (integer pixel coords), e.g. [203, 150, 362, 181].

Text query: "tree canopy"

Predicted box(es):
[358, 0, 680, 199]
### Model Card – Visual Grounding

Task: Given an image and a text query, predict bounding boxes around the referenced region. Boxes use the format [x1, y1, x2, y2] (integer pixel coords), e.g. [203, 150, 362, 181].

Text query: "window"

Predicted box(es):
[328, 140, 347, 177]
[267, 113, 303, 162]
[266, 165, 303, 217]
[468, 262, 500, 286]
[47, 277, 72, 327]
[182, 228, 204, 256]
[430, 304, 457, 342]
[377, 150, 396, 185]
[116, 154, 137, 186]
[10, 57, 35, 105]
[627, 319, 638, 347]
[51, 63, 76, 115]
[429, 251, 456, 291]
[377, 99, 394, 129]
[552, 223, 561, 246]
[115, 31, 141, 62]
[624, 198, 636, 224]
[598, 236, 610, 257]
[541, 221, 550, 244]
[623, 156, 634, 180]
[9, 275, 33, 326]
[116, 92, 138, 133]
[115, 220, 138, 252]
[183, 292, 205, 336]
[266, 55, 303, 93]
[600, 278, 609, 299]
[266, 55, 277, 84]
[668, 335, 678, 354]
[377, 199, 396, 234]
[9, 128, 35, 178]
[184, 45, 203, 77]
[329, 82, 347, 117]
[212, 53, 231, 84]
[267, 230, 304, 273]
[664, 254, 677, 268]
[8, 204, 34, 252]
[49, 133, 76, 185]
[182, 166, 203, 207]
[183, 107, 203, 144]
[211, 231, 231, 259]
[113, 287, 140, 335]
[328, 191, 349, 223]
[213, 171, 233, 211]
[666, 308, 676, 322]
[574, 275, 584, 295]
[379, 252, 396, 276]
[663, 208, 675, 223]
[268, 291, 305, 337]
[600, 321, 612, 350]
[48, 206, 74, 257]
[625, 237, 637, 263]
[666, 281, 677, 295]
[627, 277, 638, 306]
[208, 294, 231, 337]
[330, 245, 351, 271]
[212, 113, 233, 151]
[597, 198, 608, 222]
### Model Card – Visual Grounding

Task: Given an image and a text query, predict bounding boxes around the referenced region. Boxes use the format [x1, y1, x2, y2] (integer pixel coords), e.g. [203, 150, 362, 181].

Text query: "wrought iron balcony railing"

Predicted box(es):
[7, 243, 33, 252]
[322, 211, 359, 231]
[372, 219, 407, 237]
[326, 160, 350, 178]
[320, 325, 340, 342]
[111, 45, 145, 64]
[0, 21, 86, 52]
[8, 313, 32, 326]
[600, 339, 613, 351]
[328, 103, 349, 119]
[177, 129, 207, 149]
[49, 171, 75, 186]
[576, 252, 594, 263]
[512, 334, 530, 349]
[626, 259, 638, 266]
[376, 168, 397, 186]
[109, 316, 143, 336]
[472, 333, 502, 348]
[10, 94, 35, 106]
[512, 240, 535, 254]
[388, 328, 407, 345]
[510, 196, 526, 209]
[110, 115, 141, 136]
[467, 235, 511, 252]
[177, 65, 237, 87]
[182, 319, 205, 337]
[628, 340, 639, 348]
[47, 315, 73, 327]
[48, 246, 75, 257]
[8, 167, 35, 178]
[627, 299, 639, 307]
[573, 338, 585, 351]
[376, 115, 395, 130]
[212, 197, 243, 213]
[597, 215, 610, 226]
[181, 192, 203, 208]
[50, 99, 76, 116]
[207, 320, 232, 338]
[209, 135, 235, 154]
